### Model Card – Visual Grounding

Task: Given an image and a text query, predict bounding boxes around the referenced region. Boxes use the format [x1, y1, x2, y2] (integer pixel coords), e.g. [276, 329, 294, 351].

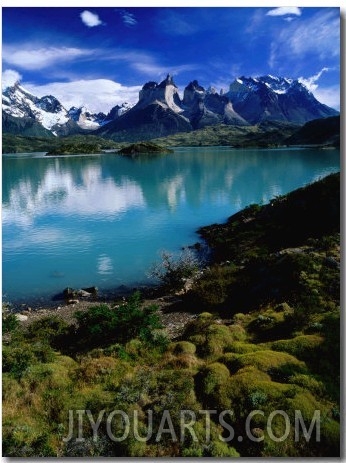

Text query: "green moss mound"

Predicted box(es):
[169, 341, 197, 355]
[226, 349, 306, 375]
[270, 334, 324, 361]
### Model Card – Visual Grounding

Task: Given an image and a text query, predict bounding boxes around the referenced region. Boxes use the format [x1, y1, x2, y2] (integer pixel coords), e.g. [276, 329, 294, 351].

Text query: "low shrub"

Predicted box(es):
[169, 341, 197, 355]
[195, 362, 231, 409]
[189, 264, 237, 308]
[186, 322, 247, 358]
[76, 356, 121, 383]
[74, 292, 163, 349]
[224, 341, 261, 354]
[25, 316, 70, 348]
[198, 362, 230, 395]
[149, 249, 201, 291]
[270, 335, 323, 362]
[225, 350, 306, 375]
[181, 419, 239, 457]
[288, 373, 325, 397]
[2, 313, 20, 333]
[3, 344, 37, 379]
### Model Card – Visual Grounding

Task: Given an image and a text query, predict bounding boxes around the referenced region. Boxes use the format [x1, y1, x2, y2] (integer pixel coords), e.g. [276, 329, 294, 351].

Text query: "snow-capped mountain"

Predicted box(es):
[2, 81, 135, 136]
[2, 74, 338, 141]
[67, 106, 108, 130]
[104, 102, 133, 121]
[96, 73, 338, 141]
[2, 82, 80, 136]
[226, 75, 338, 124]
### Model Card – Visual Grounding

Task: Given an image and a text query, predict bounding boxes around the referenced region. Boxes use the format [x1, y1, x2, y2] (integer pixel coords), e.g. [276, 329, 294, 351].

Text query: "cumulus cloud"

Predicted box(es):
[24, 79, 141, 113]
[2, 69, 22, 90]
[266, 7, 302, 17]
[2, 45, 93, 70]
[80, 10, 103, 27]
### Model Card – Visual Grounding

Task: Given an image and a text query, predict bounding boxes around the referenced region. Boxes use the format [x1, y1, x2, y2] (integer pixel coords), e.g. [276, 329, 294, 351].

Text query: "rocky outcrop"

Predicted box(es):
[182, 80, 248, 129]
[96, 75, 192, 142]
[137, 74, 183, 113]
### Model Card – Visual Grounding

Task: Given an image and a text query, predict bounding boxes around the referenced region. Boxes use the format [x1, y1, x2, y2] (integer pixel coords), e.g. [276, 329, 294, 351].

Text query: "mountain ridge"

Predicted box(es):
[2, 74, 339, 141]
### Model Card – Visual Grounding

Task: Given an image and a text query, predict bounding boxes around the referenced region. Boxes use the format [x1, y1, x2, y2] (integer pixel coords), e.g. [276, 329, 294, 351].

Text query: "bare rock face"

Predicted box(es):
[96, 75, 192, 142]
[182, 80, 249, 129]
[138, 74, 183, 114]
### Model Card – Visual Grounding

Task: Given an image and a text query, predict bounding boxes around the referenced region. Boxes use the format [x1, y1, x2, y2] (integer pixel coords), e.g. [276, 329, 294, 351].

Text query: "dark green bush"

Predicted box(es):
[189, 264, 237, 308]
[25, 316, 70, 347]
[2, 313, 20, 333]
[74, 291, 163, 348]
[2, 344, 37, 378]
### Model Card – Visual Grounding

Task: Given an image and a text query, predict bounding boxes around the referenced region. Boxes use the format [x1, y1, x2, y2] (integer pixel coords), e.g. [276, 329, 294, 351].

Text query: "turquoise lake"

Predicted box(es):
[2, 147, 340, 306]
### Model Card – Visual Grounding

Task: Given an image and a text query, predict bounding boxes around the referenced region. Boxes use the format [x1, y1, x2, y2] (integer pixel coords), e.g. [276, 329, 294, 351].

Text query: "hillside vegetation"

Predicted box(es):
[118, 142, 173, 155]
[287, 116, 340, 147]
[2, 134, 120, 154]
[2, 173, 340, 457]
[3, 116, 340, 153]
[151, 121, 300, 148]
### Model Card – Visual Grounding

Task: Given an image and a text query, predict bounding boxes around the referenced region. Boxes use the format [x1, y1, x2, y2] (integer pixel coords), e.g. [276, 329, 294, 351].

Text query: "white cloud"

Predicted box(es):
[2, 45, 93, 70]
[266, 7, 301, 17]
[298, 68, 339, 110]
[2, 69, 22, 90]
[24, 79, 141, 113]
[80, 10, 103, 27]
[298, 67, 329, 93]
[269, 9, 339, 69]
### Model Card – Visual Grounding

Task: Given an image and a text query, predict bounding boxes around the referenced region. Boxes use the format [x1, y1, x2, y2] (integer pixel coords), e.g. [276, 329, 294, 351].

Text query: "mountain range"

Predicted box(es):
[2, 74, 339, 142]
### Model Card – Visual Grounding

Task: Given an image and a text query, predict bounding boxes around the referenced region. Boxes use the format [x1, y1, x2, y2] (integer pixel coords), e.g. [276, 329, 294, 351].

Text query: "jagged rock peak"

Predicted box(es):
[185, 80, 205, 92]
[158, 73, 177, 88]
[142, 81, 158, 91]
[141, 74, 177, 92]
[138, 74, 182, 112]
[38, 95, 64, 113]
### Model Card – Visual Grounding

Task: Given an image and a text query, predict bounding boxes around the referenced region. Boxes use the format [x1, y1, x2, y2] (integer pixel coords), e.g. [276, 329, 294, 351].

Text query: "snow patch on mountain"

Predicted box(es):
[2, 83, 70, 131]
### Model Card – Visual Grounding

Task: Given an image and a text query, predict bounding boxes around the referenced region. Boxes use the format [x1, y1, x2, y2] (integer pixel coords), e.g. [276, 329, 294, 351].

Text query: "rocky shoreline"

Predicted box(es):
[9, 285, 200, 340]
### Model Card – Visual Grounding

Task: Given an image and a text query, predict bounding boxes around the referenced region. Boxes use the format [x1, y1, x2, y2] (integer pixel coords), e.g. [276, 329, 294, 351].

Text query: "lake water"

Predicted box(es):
[2, 147, 340, 306]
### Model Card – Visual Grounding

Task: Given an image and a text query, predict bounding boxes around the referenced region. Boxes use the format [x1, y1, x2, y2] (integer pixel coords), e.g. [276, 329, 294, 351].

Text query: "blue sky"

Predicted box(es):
[2, 6, 340, 112]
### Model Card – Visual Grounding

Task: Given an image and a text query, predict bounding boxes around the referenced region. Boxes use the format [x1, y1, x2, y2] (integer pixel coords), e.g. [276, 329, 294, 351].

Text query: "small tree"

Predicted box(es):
[149, 249, 201, 291]
[2, 302, 19, 334]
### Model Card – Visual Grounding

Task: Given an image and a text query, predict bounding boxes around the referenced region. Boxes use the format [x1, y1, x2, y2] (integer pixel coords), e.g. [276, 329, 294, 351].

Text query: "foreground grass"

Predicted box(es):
[2, 173, 340, 457]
